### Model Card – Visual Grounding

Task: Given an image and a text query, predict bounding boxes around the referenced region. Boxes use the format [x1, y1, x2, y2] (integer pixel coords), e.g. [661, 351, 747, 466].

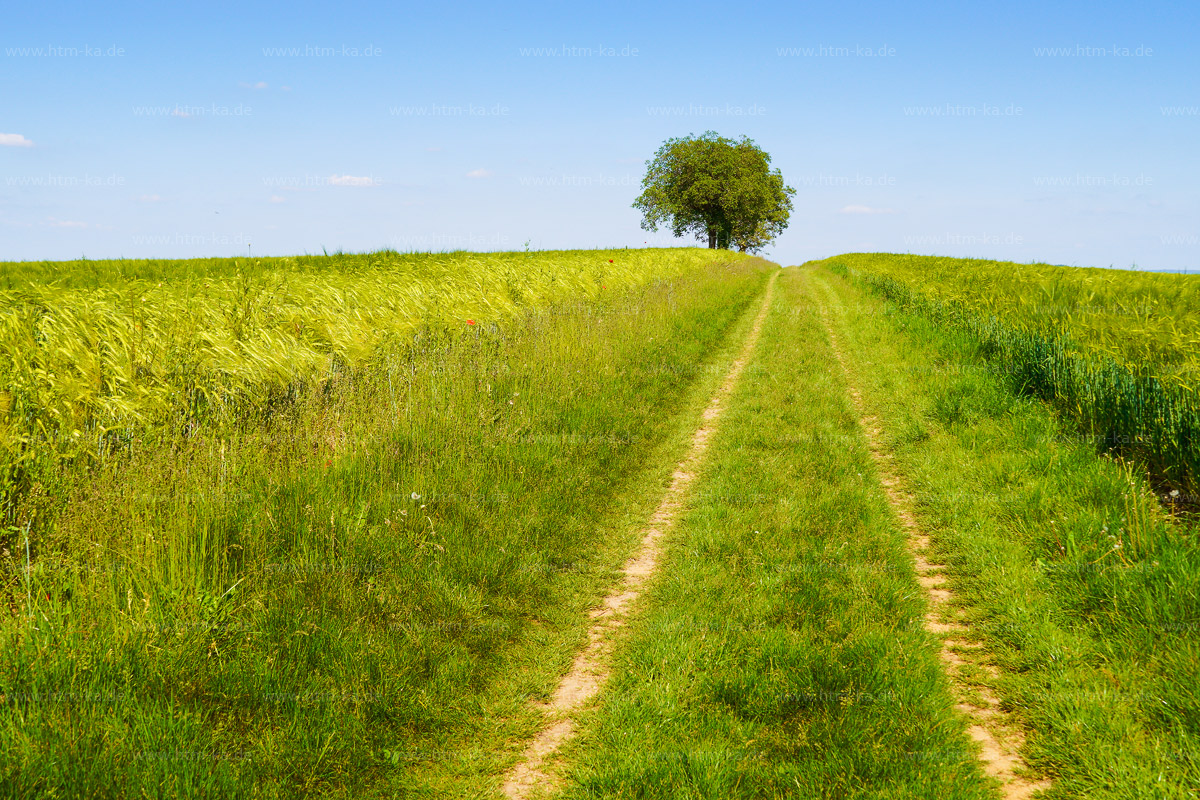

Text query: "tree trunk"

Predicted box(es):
[707, 229, 717, 249]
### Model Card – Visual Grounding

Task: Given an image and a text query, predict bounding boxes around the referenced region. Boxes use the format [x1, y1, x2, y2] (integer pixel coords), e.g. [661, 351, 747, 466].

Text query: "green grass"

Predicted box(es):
[0, 250, 773, 798]
[0, 247, 730, 535]
[816, 253, 1200, 372]
[812, 254, 1200, 499]
[554, 267, 994, 799]
[808, 264, 1200, 798]
[7, 248, 1198, 799]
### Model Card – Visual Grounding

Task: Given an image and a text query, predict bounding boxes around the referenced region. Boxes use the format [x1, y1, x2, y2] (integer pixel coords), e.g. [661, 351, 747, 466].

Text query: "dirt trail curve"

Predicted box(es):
[810, 271, 1050, 800]
[499, 270, 778, 800]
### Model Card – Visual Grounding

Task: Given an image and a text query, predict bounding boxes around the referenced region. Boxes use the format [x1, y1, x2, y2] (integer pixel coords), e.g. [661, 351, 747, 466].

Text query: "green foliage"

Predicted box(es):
[811, 266, 1200, 796]
[0, 247, 772, 797]
[0, 248, 727, 528]
[633, 131, 795, 253]
[560, 269, 992, 798]
[818, 254, 1200, 497]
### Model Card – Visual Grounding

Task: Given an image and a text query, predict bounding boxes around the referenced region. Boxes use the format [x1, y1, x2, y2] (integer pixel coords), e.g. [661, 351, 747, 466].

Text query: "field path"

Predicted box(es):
[810, 271, 1051, 800]
[499, 270, 779, 800]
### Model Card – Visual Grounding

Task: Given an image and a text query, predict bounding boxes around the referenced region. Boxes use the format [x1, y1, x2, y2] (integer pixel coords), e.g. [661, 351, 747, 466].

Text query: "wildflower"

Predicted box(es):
[399, 510, 407, 516]
[1170, 489, 1180, 498]
[608, 259, 614, 263]
[411, 492, 421, 500]
[467, 319, 476, 325]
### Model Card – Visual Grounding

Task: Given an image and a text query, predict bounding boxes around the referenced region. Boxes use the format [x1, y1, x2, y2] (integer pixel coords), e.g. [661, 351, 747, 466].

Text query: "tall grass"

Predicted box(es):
[0, 248, 772, 797]
[818, 254, 1200, 498]
[810, 264, 1200, 796]
[1, 248, 720, 534]
[824, 253, 1200, 378]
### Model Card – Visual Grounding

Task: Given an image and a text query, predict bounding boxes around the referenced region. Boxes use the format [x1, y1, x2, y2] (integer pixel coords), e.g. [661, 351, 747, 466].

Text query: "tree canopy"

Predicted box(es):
[632, 132, 795, 253]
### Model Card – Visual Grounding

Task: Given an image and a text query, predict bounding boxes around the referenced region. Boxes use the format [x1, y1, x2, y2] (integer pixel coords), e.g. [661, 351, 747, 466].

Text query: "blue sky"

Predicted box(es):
[2, 0, 1197, 268]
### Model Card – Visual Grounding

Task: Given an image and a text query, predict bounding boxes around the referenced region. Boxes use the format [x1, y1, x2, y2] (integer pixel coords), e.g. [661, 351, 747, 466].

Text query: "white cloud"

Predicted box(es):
[270, 195, 286, 203]
[171, 108, 191, 118]
[466, 168, 493, 178]
[44, 217, 88, 228]
[838, 204, 896, 215]
[239, 81, 269, 89]
[138, 194, 163, 203]
[0, 133, 34, 147]
[328, 174, 379, 186]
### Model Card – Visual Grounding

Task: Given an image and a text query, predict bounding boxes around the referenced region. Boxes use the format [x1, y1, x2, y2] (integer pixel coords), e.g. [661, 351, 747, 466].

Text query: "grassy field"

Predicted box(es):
[816, 254, 1200, 373]
[544, 264, 1199, 798]
[0, 248, 772, 797]
[2, 248, 1198, 799]
[0, 248, 726, 526]
[555, 267, 994, 799]
[813, 254, 1200, 499]
[807, 265, 1200, 798]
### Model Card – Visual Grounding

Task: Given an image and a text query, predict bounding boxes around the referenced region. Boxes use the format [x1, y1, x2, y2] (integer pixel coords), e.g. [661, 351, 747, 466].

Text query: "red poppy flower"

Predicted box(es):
[467, 319, 476, 325]
[608, 259, 614, 263]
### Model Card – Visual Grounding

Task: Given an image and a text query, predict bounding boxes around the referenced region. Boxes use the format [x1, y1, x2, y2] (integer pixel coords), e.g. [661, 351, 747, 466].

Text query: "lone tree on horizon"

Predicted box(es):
[633, 131, 795, 253]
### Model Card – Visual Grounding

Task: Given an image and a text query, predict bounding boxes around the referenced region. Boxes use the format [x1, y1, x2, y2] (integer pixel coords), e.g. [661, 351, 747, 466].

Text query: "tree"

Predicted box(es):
[632, 131, 795, 253]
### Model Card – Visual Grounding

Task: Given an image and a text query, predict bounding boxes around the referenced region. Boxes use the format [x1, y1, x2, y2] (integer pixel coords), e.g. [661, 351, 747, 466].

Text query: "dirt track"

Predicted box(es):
[813, 272, 1050, 800]
[499, 271, 779, 799]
